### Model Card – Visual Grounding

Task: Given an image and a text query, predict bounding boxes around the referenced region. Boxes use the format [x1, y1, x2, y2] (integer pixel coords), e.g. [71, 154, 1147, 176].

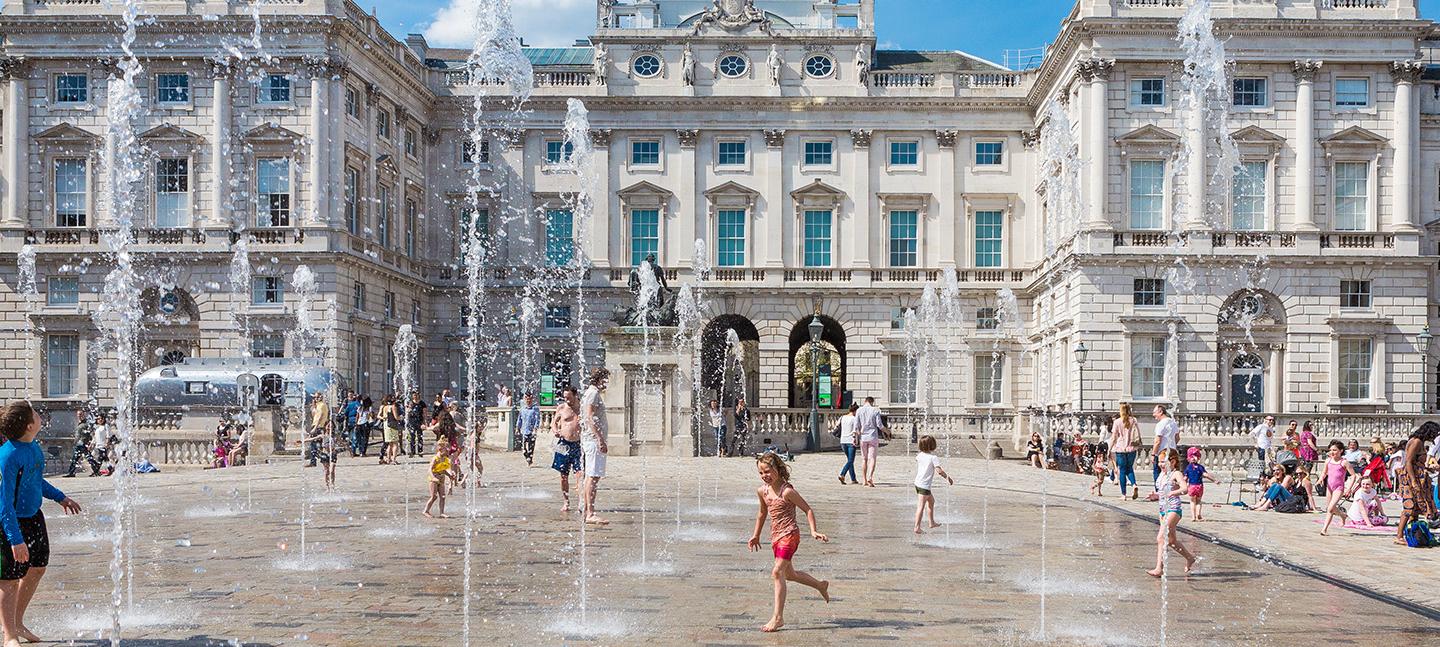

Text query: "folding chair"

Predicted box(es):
[1240, 458, 1267, 504]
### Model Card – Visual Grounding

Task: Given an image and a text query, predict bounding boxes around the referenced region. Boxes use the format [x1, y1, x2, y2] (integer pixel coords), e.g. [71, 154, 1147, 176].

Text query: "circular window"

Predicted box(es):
[718, 55, 749, 78]
[804, 55, 834, 78]
[159, 290, 181, 315]
[632, 54, 661, 78]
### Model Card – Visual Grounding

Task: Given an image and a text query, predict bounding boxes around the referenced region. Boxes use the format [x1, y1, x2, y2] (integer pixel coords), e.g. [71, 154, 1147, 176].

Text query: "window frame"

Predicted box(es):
[715, 208, 747, 267]
[1231, 76, 1269, 109]
[1133, 278, 1167, 308]
[1128, 159, 1168, 231]
[250, 334, 286, 359]
[1339, 279, 1372, 310]
[628, 208, 662, 267]
[973, 140, 1006, 168]
[972, 209, 1004, 268]
[545, 208, 575, 267]
[1129, 335, 1168, 401]
[1231, 159, 1269, 231]
[631, 54, 663, 79]
[344, 166, 361, 235]
[45, 333, 81, 398]
[544, 305, 573, 332]
[1337, 337, 1374, 401]
[376, 183, 393, 247]
[154, 72, 191, 106]
[344, 86, 361, 119]
[1128, 76, 1167, 108]
[887, 139, 921, 171]
[973, 353, 1006, 406]
[254, 156, 293, 228]
[46, 276, 80, 307]
[715, 138, 748, 169]
[250, 276, 285, 306]
[153, 156, 193, 229]
[887, 209, 919, 268]
[801, 209, 834, 268]
[258, 74, 292, 104]
[375, 108, 392, 140]
[802, 139, 835, 170]
[404, 128, 419, 158]
[1331, 160, 1372, 232]
[716, 54, 750, 79]
[887, 353, 917, 405]
[53, 72, 89, 106]
[803, 54, 835, 79]
[630, 138, 662, 168]
[544, 139, 575, 166]
[1333, 76, 1372, 110]
[52, 157, 90, 228]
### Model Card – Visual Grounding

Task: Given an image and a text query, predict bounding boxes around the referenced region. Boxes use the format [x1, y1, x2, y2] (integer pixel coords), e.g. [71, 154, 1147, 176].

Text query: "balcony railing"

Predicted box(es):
[1321, 232, 1395, 249]
[871, 72, 936, 88]
[1112, 230, 1179, 248]
[1210, 231, 1297, 248]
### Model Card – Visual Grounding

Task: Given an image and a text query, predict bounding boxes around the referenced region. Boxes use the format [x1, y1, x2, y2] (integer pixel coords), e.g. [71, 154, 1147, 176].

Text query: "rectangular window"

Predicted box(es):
[45, 334, 79, 397]
[888, 354, 917, 404]
[260, 74, 291, 103]
[354, 336, 369, 394]
[1232, 160, 1266, 231]
[353, 283, 366, 311]
[1338, 338, 1373, 400]
[544, 306, 572, 330]
[976, 308, 998, 330]
[1133, 278, 1166, 307]
[890, 141, 919, 166]
[629, 209, 660, 266]
[716, 209, 747, 267]
[344, 168, 359, 234]
[404, 129, 418, 157]
[376, 109, 391, 139]
[803, 141, 833, 166]
[974, 210, 1003, 268]
[458, 139, 491, 164]
[251, 334, 285, 359]
[717, 141, 747, 166]
[404, 198, 418, 257]
[890, 307, 906, 330]
[377, 184, 392, 247]
[256, 158, 291, 227]
[54, 73, 87, 104]
[974, 354, 1004, 405]
[1130, 336, 1167, 400]
[545, 209, 574, 266]
[802, 209, 833, 267]
[156, 73, 190, 104]
[54, 158, 87, 227]
[974, 141, 1004, 166]
[459, 207, 490, 256]
[1340, 280, 1372, 309]
[384, 291, 395, 319]
[1129, 77, 1165, 107]
[345, 86, 360, 117]
[631, 140, 660, 165]
[888, 210, 918, 267]
[47, 277, 79, 306]
[1129, 160, 1166, 230]
[155, 158, 190, 228]
[1232, 77, 1267, 107]
[1334, 78, 1370, 108]
[411, 300, 422, 326]
[1333, 162, 1368, 231]
[546, 140, 574, 164]
[251, 276, 284, 305]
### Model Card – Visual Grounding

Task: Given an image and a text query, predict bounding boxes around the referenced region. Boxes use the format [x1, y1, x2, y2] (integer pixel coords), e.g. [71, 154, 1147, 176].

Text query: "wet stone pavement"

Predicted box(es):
[28, 449, 1440, 646]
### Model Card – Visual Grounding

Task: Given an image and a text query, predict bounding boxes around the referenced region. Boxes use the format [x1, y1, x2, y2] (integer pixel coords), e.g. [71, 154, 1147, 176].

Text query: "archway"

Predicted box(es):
[701, 314, 760, 407]
[1217, 289, 1287, 415]
[788, 315, 846, 409]
[139, 287, 201, 371]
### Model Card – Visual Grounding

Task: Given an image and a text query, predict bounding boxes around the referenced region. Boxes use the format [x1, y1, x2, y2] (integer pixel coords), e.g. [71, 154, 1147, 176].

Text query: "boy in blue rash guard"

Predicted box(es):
[0, 401, 82, 647]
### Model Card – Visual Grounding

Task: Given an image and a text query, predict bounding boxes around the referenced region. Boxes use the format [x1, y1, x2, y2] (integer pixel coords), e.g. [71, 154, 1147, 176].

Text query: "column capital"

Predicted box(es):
[589, 128, 613, 148]
[675, 128, 699, 148]
[1292, 59, 1323, 83]
[1390, 59, 1424, 84]
[421, 126, 442, 145]
[1076, 57, 1114, 83]
[0, 57, 32, 81]
[763, 129, 786, 148]
[1021, 128, 1041, 149]
[849, 129, 872, 148]
[935, 130, 958, 149]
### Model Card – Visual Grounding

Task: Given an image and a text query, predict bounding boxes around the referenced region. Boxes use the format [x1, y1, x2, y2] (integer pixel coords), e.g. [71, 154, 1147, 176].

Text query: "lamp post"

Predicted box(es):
[808, 315, 824, 451]
[507, 309, 521, 452]
[1074, 341, 1089, 417]
[1419, 325, 1432, 414]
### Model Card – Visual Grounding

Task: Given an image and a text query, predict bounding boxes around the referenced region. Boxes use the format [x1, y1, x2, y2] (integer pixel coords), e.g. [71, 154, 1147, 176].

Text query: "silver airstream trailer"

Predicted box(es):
[136, 358, 340, 409]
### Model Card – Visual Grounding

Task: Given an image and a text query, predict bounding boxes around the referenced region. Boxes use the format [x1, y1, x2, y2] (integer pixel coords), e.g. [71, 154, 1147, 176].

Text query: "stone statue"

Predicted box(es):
[693, 0, 773, 35]
[855, 44, 870, 85]
[598, 0, 617, 28]
[621, 254, 679, 327]
[593, 45, 608, 85]
[681, 44, 696, 86]
[767, 45, 783, 86]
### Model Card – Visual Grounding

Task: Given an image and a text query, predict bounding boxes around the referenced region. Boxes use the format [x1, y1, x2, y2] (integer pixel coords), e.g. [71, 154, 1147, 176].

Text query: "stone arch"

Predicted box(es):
[787, 314, 847, 409]
[139, 287, 202, 370]
[701, 314, 761, 405]
[1217, 288, 1288, 413]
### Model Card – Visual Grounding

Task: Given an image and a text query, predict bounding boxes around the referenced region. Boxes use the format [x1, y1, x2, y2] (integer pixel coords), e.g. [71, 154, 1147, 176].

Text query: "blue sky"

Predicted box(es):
[373, 0, 1440, 68]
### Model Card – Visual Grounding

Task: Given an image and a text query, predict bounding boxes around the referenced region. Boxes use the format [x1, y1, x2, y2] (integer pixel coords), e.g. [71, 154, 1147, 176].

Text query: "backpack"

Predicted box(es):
[1403, 520, 1435, 548]
[830, 419, 842, 438]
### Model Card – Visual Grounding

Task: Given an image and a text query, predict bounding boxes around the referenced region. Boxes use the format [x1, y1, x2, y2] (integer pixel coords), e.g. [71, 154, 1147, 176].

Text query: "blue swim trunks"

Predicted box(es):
[552, 439, 581, 475]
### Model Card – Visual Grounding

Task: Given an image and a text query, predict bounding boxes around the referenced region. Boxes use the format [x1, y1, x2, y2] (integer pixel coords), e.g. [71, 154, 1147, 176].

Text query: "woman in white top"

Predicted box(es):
[708, 400, 726, 458]
[836, 403, 859, 485]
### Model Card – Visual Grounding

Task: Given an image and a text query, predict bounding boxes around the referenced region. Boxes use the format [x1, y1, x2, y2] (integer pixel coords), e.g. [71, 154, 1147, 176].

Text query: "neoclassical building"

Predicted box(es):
[1, 0, 1438, 446]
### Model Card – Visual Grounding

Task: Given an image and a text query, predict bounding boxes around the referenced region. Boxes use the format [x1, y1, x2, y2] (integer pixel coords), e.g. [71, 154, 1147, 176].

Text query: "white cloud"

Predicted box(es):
[423, 0, 594, 49]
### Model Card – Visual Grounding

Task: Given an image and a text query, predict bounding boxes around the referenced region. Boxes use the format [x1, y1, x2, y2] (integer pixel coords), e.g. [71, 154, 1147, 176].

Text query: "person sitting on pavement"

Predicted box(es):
[1251, 464, 1294, 512]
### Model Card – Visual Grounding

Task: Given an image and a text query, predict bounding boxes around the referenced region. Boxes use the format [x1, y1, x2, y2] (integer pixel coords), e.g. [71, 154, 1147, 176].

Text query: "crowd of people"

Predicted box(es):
[62, 411, 119, 478]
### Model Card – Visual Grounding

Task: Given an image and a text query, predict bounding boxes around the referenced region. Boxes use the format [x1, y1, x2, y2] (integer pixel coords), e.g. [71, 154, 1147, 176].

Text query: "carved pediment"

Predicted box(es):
[790, 179, 845, 208]
[375, 153, 399, 177]
[139, 123, 204, 143]
[617, 180, 673, 209]
[1231, 125, 1285, 144]
[704, 180, 760, 213]
[243, 122, 304, 144]
[1321, 126, 1387, 152]
[35, 122, 100, 143]
[1115, 124, 1180, 147]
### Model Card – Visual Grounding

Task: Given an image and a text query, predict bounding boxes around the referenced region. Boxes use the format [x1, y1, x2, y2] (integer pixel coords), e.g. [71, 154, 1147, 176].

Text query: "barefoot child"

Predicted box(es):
[1345, 477, 1387, 528]
[1320, 440, 1359, 536]
[1148, 449, 1198, 577]
[1088, 441, 1110, 497]
[748, 452, 830, 633]
[913, 435, 954, 534]
[423, 444, 455, 519]
[1183, 447, 1218, 521]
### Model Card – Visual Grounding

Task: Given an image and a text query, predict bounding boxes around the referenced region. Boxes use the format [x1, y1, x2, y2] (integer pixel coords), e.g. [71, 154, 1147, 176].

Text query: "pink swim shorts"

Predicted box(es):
[772, 533, 800, 560]
[1187, 484, 1204, 498]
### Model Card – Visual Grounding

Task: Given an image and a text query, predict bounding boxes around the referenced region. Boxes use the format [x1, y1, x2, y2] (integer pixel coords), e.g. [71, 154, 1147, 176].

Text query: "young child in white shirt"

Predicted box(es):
[912, 435, 954, 535]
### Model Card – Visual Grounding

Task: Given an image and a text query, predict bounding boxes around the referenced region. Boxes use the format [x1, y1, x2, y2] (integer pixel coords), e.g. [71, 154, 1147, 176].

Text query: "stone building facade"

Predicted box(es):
[1, 0, 1438, 440]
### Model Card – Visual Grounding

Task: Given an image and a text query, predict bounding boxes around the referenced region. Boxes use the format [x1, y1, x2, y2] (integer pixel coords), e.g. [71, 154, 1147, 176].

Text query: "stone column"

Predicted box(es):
[1185, 102, 1206, 231]
[364, 83, 379, 238]
[307, 58, 330, 229]
[935, 130, 958, 268]
[1078, 57, 1113, 231]
[1292, 60, 1321, 232]
[674, 129, 698, 269]
[2, 58, 31, 228]
[590, 128, 614, 268]
[849, 129, 872, 268]
[763, 129, 786, 267]
[1390, 60, 1423, 233]
[328, 60, 348, 228]
[210, 61, 232, 228]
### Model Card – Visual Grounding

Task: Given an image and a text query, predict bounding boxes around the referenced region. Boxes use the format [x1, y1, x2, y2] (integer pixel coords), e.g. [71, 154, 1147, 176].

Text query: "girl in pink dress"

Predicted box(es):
[1320, 440, 1360, 536]
[747, 452, 830, 632]
[1297, 421, 1319, 467]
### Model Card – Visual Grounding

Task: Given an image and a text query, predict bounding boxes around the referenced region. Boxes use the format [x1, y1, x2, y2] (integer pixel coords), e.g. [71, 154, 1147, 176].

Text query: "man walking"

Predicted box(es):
[551, 386, 582, 512]
[64, 411, 100, 478]
[404, 391, 427, 457]
[1250, 415, 1276, 463]
[1149, 404, 1179, 499]
[580, 368, 610, 525]
[341, 392, 361, 456]
[855, 396, 883, 487]
[307, 393, 330, 467]
[519, 392, 541, 466]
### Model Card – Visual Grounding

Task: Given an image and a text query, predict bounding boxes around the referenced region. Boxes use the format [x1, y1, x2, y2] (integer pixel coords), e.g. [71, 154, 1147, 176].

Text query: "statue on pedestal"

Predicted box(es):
[620, 254, 679, 327]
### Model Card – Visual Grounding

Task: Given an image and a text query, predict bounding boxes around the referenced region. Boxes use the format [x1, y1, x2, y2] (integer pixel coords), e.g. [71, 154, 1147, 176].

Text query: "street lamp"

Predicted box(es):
[1074, 341, 1089, 416]
[808, 315, 824, 451]
[507, 309, 521, 452]
[1419, 325, 1432, 413]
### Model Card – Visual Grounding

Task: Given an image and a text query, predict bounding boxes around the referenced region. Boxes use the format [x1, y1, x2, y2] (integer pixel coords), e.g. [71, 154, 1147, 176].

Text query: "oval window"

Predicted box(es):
[804, 55, 834, 78]
[632, 54, 661, 78]
[718, 54, 749, 78]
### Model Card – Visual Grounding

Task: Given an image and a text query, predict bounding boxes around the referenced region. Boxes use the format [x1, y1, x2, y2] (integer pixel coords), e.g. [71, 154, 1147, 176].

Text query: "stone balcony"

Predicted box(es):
[1079, 0, 1416, 20]
[444, 68, 1035, 100]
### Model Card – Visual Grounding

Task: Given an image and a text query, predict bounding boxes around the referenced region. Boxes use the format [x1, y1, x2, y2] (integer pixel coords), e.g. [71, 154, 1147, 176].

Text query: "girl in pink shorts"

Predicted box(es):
[1182, 447, 1217, 521]
[748, 452, 830, 632]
